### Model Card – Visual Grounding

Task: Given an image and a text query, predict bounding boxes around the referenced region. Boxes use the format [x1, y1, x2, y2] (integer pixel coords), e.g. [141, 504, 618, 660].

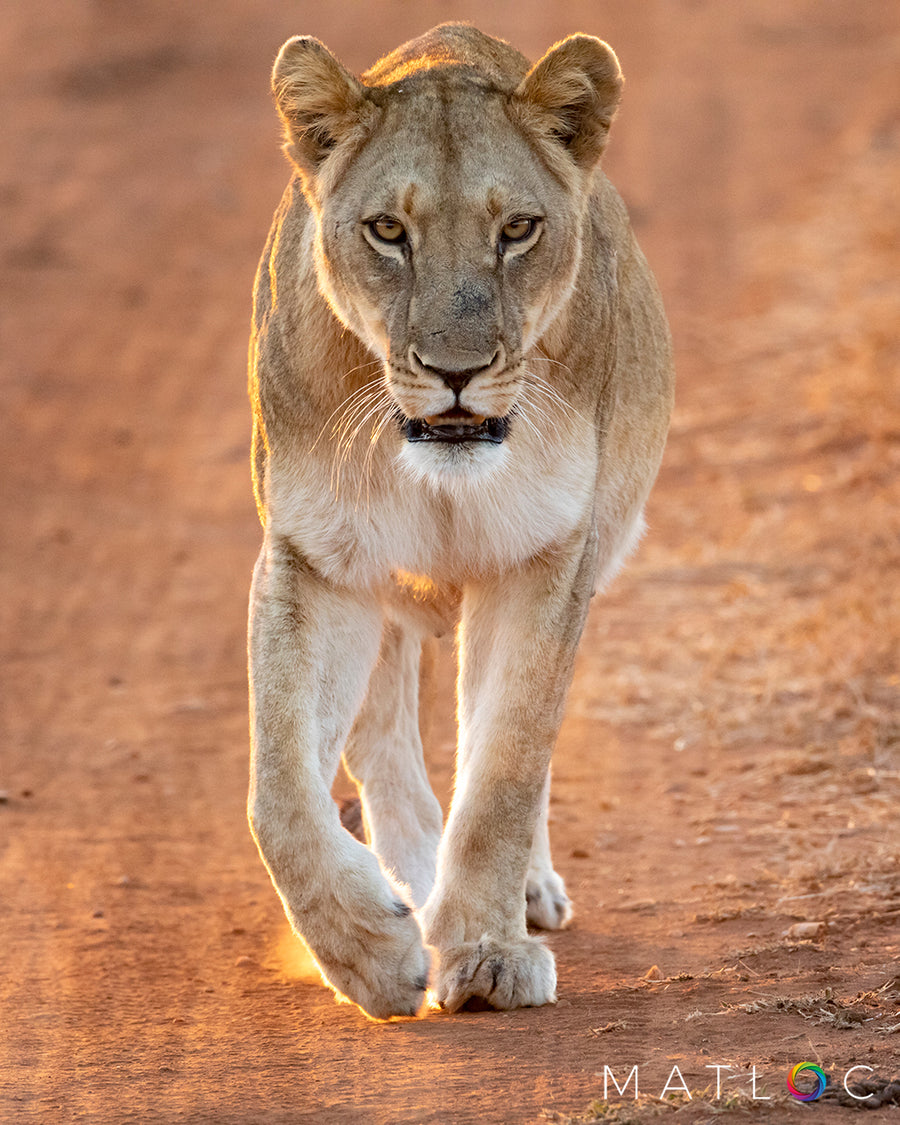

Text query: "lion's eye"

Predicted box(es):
[368, 218, 407, 244]
[500, 217, 537, 244]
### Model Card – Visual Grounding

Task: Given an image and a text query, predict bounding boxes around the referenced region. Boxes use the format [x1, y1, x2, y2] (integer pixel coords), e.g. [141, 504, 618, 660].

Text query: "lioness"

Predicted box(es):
[247, 23, 673, 1020]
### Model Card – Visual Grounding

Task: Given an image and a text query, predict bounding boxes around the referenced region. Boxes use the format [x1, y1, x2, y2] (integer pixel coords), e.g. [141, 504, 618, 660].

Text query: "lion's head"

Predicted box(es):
[271, 25, 622, 483]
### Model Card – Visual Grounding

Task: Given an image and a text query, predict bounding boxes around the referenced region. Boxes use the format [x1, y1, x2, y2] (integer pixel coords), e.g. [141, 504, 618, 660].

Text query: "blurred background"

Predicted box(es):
[2, 2, 898, 1121]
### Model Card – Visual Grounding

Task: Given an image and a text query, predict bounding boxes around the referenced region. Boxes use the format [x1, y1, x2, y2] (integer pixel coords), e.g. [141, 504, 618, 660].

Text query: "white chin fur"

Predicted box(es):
[398, 439, 509, 491]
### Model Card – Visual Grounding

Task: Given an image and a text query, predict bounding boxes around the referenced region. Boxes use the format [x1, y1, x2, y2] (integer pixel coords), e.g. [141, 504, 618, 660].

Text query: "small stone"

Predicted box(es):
[643, 964, 665, 981]
[0, 791, 9, 803]
[571, 848, 590, 859]
[235, 955, 254, 968]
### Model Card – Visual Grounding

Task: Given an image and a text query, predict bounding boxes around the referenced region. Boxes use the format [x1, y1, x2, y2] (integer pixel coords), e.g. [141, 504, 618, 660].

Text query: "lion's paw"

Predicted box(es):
[430, 935, 557, 1012]
[526, 866, 573, 930]
[311, 897, 430, 1021]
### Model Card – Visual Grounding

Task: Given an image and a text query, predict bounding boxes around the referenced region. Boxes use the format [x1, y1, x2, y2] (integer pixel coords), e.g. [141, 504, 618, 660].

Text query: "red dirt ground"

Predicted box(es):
[2, 3, 898, 1123]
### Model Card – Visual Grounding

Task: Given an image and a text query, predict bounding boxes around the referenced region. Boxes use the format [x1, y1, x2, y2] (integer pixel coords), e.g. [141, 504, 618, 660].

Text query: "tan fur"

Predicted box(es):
[247, 24, 674, 1019]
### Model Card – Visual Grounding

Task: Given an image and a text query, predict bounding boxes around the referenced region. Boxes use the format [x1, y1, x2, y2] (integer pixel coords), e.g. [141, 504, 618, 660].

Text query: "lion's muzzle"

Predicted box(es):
[404, 412, 510, 444]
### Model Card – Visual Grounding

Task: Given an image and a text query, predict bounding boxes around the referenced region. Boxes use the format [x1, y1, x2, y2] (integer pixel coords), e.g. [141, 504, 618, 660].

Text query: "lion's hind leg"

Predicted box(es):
[343, 619, 444, 910]
[526, 768, 573, 930]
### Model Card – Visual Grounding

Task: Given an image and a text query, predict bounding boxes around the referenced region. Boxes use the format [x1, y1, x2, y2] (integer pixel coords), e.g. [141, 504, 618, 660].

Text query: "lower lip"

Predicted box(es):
[404, 416, 509, 444]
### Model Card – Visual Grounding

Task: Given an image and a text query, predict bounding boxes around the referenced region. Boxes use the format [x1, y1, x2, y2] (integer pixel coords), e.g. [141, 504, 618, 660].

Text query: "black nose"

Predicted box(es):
[410, 350, 500, 394]
[437, 367, 477, 394]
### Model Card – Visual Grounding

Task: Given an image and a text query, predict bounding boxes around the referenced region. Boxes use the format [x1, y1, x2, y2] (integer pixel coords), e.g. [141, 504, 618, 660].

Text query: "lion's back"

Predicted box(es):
[362, 23, 529, 90]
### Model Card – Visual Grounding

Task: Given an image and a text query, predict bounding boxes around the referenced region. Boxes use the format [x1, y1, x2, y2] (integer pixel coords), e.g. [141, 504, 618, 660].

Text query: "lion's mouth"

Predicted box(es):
[403, 410, 510, 444]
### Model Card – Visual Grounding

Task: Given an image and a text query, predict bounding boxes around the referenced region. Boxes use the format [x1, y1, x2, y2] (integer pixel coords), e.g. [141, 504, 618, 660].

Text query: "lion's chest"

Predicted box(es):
[273, 437, 596, 589]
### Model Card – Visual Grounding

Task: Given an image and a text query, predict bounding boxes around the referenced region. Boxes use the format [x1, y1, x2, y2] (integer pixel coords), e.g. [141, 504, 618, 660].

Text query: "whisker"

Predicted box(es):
[531, 348, 577, 381]
[309, 366, 386, 454]
[521, 366, 587, 425]
[332, 405, 381, 493]
[330, 386, 396, 499]
[336, 392, 392, 459]
[331, 384, 394, 463]
[523, 362, 574, 399]
[325, 378, 387, 443]
[329, 387, 383, 494]
[516, 390, 552, 429]
[355, 403, 396, 512]
[512, 391, 551, 455]
[333, 388, 385, 448]
[515, 411, 548, 451]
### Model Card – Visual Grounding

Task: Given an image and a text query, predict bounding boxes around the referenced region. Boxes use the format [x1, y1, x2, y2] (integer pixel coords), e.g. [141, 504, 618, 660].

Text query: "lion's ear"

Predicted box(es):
[514, 35, 622, 171]
[272, 37, 375, 176]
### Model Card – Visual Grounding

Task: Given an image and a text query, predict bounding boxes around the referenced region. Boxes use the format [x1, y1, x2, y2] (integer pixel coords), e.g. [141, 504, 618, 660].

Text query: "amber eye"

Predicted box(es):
[368, 217, 407, 244]
[500, 217, 537, 244]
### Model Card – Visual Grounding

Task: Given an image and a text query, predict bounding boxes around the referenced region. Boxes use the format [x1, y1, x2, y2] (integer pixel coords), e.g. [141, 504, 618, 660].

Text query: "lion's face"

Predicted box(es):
[317, 84, 586, 479]
[272, 29, 622, 481]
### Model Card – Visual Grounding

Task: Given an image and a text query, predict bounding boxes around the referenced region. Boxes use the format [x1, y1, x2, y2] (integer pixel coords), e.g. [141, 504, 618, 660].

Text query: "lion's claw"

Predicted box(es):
[431, 936, 557, 1012]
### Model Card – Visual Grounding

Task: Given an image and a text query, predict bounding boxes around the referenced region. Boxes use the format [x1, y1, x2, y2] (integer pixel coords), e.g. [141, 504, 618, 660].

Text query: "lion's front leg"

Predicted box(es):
[248, 538, 429, 1020]
[421, 534, 596, 1011]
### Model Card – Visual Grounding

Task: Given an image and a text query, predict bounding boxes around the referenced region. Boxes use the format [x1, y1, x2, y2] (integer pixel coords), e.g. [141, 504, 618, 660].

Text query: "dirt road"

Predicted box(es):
[2, 3, 898, 1122]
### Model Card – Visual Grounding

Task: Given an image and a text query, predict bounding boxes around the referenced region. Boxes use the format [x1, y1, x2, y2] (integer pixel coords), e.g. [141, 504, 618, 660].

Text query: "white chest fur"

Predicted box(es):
[271, 421, 597, 589]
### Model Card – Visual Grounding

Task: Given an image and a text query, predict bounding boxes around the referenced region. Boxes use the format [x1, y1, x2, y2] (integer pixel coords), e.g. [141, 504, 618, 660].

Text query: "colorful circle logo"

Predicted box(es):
[787, 1062, 828, 1101]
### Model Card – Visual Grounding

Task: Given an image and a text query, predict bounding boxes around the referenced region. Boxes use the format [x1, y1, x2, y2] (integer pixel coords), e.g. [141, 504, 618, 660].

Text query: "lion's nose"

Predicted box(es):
[410, 348, 502, 394]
